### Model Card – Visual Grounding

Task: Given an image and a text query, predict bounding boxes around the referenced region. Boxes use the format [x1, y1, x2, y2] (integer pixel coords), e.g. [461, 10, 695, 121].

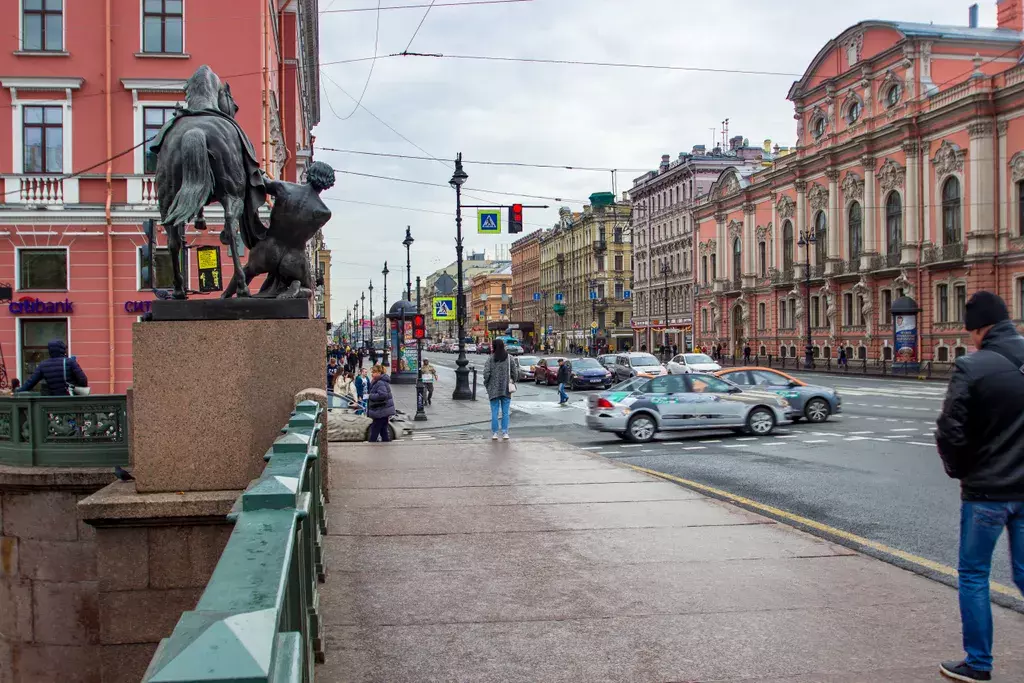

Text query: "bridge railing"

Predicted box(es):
[142, 399, 326, 683]
[0, 393, 129, 467]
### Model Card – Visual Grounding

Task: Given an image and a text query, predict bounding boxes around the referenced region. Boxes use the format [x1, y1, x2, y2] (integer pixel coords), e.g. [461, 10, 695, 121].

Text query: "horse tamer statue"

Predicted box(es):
[152, 65, 333, 300]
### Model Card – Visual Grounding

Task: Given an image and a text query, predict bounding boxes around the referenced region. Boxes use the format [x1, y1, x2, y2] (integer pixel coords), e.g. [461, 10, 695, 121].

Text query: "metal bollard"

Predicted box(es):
[471, 367, 478, 400]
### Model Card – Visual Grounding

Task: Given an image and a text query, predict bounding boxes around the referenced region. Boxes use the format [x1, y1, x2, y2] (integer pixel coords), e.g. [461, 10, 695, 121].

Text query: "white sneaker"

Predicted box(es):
[492, 433, 499, 440]
[502, 433, 510, 440]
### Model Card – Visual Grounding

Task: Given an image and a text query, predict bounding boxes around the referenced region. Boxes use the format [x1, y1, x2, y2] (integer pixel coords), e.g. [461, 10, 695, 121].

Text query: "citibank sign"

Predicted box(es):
[8, 297, 74, 315]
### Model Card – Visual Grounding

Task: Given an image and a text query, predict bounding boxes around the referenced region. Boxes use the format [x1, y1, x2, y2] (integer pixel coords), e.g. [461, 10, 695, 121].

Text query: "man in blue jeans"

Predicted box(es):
[936, 291, 1024, 682]
[556, 358, 570, 405]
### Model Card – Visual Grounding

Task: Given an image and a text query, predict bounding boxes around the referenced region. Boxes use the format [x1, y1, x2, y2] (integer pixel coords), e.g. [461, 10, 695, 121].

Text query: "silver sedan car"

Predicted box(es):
[585, 373, 790, 443]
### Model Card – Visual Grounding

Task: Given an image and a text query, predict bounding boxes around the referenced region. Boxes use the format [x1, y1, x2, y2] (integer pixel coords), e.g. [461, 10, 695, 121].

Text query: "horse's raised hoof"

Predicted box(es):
[194, 216, 207, 231]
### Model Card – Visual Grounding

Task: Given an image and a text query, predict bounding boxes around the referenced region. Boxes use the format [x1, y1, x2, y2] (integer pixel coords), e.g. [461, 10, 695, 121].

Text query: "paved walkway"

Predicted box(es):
[390, 366, 492, 430]
[318, 438, 1024, 682]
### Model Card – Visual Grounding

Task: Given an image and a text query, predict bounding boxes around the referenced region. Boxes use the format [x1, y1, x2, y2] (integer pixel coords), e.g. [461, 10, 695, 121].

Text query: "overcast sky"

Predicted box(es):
[316, 0, 997, 323]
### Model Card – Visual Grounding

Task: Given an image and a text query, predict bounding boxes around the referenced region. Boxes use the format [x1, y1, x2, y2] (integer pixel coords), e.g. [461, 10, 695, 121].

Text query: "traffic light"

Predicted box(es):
[141, 219, 157, 291]
[412, 314, 426, 340]
[509, 203, 523, 233]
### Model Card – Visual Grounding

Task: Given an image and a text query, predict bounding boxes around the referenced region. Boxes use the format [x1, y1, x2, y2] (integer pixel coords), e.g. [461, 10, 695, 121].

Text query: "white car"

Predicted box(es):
[667, 353, 722, 375]
[465, 343, 478, 353]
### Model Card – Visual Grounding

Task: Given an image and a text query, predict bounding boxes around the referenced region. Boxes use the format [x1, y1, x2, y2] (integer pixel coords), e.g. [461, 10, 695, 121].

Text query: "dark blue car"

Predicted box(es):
[567, 357, 614, 390]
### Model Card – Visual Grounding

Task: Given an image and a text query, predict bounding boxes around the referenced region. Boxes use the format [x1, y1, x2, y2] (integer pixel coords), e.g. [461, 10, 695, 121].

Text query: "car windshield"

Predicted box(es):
[684, 354, 714, 364]
[630, 354, 661, 367]
[572, 359, 602, 370]
[519, 356, 540, 365]
[608, 377, 648, 393]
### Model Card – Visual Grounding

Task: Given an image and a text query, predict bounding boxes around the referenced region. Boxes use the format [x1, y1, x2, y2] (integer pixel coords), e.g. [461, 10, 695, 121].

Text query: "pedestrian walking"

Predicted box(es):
[743, 344, 751, 364]
[326, 356, 340, 392]
[354, 368, 369, 404]
[483, 339, 513, 440]
[935, 291, 1024, 683]
[421, 359, 438, 405]
[556, 357, 570, 405]
[17, 340, 88, 395]
[838, 348, 848, 367]
[365, 364, 395, 442]
[369, 345, 379, 365]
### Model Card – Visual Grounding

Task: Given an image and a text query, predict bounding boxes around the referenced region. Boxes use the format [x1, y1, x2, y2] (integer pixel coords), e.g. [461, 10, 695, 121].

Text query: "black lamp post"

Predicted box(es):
[414, 275, 427, 421]
[360, 291, 365, 349]
[368, 280, 374, 354]
[450, 153, 472, 400]
[382, 262, 389, 365]
[352, 303, 358, 345]
[660, 261, 671, 358]
[797, 228, 816, 369]
[403, 227, 414, 302]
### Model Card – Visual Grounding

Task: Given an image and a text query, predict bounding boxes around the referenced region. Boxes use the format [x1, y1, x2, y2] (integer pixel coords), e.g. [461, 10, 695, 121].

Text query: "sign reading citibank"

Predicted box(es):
[8, 297, 74, 315]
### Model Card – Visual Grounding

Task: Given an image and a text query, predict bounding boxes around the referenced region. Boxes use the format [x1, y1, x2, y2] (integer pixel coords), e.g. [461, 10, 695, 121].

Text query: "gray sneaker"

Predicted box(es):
[940, 660, 991, 682]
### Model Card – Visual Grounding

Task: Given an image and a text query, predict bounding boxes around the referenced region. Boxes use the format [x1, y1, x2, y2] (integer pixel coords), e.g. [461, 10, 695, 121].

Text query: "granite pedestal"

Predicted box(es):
[130, 317, 325, 493]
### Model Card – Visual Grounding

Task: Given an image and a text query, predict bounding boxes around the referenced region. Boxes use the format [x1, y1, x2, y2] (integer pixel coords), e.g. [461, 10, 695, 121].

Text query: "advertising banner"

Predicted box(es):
[196, 246, 223, 292]
[894, 313, 918, 363]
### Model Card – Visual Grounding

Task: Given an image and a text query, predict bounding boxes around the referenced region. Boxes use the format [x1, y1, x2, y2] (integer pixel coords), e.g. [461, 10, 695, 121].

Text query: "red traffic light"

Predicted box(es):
[509, 203, 523, 234]
[412, 314, 426, 339]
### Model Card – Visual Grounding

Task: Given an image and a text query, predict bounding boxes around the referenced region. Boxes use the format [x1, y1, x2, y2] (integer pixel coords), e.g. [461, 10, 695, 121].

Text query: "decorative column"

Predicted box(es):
[861, 156, 877, 271]
[826, 168, 840, 274]
[770, 191, 779, 272]
[714, 210, 726, 292]
[902, 140, 920, 265]
[795, 180, 807, 280]
[743, 202, 757, 286]
[998, 120, 1009, 253]
[968, 120, 996, 256]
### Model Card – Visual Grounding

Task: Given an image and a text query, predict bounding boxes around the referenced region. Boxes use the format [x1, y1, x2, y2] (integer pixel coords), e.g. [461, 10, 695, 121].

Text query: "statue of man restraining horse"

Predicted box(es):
[151, 65, 334, 301]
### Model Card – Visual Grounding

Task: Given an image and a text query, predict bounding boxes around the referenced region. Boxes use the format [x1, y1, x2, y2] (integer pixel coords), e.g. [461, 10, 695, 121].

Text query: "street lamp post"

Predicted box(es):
[797, 228, 816, 369]
[589, 278, 597, 357]
[414, 275, 427, 421]
[450, 153, 472, 400]
[352, 303, 358, 346]
[403, 227, 414, 302]
[368, 280, 374, 355]
[360, 292, 365, 349]
[382, 262, 389, 365]
[661, 261, 672, 359]
[542, 290, 549, 352]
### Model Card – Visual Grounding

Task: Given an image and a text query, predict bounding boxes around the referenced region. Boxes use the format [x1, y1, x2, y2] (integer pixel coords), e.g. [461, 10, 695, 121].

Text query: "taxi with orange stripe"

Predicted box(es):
[714, 367, 841, 423]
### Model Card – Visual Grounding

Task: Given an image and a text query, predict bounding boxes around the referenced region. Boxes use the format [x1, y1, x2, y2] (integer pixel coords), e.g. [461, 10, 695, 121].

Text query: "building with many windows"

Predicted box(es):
[422, 252, 508, 340]
[510, 229, 542, 346]
[693, 4, 1024, 364]
[538, 193, 633, 352]
[0, 0, 321, 391]
[469, 265, 513, 341]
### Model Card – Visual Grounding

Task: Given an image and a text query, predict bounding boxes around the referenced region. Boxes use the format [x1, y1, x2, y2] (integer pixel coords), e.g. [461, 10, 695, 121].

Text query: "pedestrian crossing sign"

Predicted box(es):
[432, 296, 456, 321]
[477, 209, 501, 234]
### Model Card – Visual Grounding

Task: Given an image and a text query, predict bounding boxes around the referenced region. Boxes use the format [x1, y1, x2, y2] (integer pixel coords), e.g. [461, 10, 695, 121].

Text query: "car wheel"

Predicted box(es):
[570, 380, 578, 391]
[745, 407, 776, 435]
[388, 425, 397, 441]
[626, 414, 657, 443]
[804, 398, 830, 423]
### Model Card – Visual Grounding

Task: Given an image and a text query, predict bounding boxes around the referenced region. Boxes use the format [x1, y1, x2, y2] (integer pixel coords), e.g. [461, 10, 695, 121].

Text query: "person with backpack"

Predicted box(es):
[365, 364, 395, 442]
[483, 339, 514, 440]
[935, 292, 1024, 682]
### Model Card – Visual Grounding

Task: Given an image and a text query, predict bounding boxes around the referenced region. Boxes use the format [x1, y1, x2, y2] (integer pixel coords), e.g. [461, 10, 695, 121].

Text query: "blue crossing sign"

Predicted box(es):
[589, 290, 598, 300]
[477, 209, 501, 234]
[623, 289, 632, 300]
[555, 293, 564, 302]
[533, 292, 541, 301]
[432, 296, 456, 320]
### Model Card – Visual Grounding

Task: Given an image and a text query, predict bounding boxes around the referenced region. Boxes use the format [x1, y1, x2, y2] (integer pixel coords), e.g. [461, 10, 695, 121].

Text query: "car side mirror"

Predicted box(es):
[728, 387, 742, 394]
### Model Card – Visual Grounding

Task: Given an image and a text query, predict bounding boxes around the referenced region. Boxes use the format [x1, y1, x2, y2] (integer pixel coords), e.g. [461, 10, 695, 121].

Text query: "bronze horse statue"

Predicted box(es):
[152, 65, 266, 299]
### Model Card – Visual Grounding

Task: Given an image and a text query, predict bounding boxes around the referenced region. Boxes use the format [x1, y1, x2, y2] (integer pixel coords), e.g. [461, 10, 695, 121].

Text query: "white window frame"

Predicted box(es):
[139, 0, 187, 54]
[18, 0, 67, 53]
[16, 316, 71, 387]
[1, 78, 82, 178]
[15, 245, 70, 292]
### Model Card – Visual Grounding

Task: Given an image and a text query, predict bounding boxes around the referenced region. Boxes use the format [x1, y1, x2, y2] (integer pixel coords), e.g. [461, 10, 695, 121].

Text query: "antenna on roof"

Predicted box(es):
[969, 3, 979, 28]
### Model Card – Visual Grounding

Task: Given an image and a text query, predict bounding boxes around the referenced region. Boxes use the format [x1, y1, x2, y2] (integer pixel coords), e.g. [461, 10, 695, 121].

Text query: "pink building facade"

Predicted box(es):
[0, 0, 320, 392]
[694, 3, 1024, 364]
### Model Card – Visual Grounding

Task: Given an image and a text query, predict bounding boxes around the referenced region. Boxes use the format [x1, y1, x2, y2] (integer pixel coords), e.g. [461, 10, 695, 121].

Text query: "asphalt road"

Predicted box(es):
[422, 351, 1019, 593]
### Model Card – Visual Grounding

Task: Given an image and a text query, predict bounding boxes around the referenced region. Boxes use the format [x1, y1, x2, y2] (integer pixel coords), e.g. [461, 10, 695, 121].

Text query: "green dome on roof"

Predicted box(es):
[589, 192, 615, 207]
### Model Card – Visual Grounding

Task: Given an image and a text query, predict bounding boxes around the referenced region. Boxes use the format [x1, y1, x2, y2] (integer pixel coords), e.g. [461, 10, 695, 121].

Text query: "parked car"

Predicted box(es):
[567, 357, 614, 390]
[597, 354, 619, 371]
[667, 352, 722, 375]
[512, 355, 541, 382]
[585, 373, 789, 442]
[715, 367, 841, 423]
[465, 343, 478, 353]
[505, 342, 524, 356]
[534, 357, 567, 385]
[612, 352, 668, 382]
[478, 342, 492, 354]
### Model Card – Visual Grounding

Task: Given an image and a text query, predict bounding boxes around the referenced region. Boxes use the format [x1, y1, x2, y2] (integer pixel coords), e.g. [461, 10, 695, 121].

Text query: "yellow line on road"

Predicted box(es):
[626, 464, 1020, 599]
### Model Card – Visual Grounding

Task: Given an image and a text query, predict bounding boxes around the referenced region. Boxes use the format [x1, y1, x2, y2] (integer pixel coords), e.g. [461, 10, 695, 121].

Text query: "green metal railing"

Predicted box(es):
[143, 400, 327, 683]
[0, 393, 129, 467]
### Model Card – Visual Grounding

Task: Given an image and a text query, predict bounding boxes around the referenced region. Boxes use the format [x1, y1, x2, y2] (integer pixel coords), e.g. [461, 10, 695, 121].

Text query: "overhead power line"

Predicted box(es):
[403, 0, 438, 53]
[333, 168, 589, 203]
[316, 146, 650, 173]
[336, 0, 383, 120]
[324, 0, 530, 13]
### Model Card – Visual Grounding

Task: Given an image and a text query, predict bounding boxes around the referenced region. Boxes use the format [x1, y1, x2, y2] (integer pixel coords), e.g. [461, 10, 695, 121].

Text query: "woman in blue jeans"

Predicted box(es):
[483, 339, 513, 440]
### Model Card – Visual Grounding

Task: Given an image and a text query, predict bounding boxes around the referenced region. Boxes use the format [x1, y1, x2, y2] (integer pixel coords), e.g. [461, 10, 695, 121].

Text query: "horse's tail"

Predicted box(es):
[163, 128, 213, 229]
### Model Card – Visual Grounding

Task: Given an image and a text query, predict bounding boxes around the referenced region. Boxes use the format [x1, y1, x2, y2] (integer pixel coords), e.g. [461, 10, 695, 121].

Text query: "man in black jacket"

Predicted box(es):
[935, 291, 1024, 682]
[556, 358, 570, 405]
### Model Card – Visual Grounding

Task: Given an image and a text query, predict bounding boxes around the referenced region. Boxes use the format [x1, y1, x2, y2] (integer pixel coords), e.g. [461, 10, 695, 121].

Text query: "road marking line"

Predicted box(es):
[682, 446, 706, 450]
[802, 439, 828, 443]
[723, 444, 747, 448]
[640, 449, 655, 453]
[600, 451, 623, 455]
[736, 437, 757, 441]
[890, 428, 917, 432]
[580, 446, 603, 450]
[908, 441, 934, 447]
[812, 432, 842, 437]
[624, 465, 1020, 599]
[866, 417, 879, 421]
[845, 436, 870, 441]
[621, 444, 644, 448]
[886, 435, 910, 439]
[849, 431, 874, 434]
[699, 439, 722, 443]
[774, 434, 798, 438]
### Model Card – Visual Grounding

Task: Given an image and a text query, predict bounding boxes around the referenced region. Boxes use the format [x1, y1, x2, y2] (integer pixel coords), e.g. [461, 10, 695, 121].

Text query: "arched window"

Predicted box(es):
[782, 220, 794, 271]
[885, 192, 902, 256]
[848, 201, 862, 263]
[942, 177, 962, 245]
[732, 237, 742, 280]
[758, 241, 767, 276]
[814, 211, 827, 267]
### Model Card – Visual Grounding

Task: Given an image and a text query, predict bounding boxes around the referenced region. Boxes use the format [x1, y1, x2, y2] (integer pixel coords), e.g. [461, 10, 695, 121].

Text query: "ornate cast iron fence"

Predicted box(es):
[143, 400, 326, 683]
[0, 393, 129, 467]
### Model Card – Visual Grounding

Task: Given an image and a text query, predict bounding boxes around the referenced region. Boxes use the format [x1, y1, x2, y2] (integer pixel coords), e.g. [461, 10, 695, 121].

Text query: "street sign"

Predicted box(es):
[623, 289, 632, 300]
[532, 292, 541, 301]
[589, 290, 598, 300]
[555, 293, 564, 302]
[547, 325, 553, 333]
[196, 246, 222, 293]
[590, 321, 598, 329]
[477, 209, 501, 234]
[432, 296, 456, 320]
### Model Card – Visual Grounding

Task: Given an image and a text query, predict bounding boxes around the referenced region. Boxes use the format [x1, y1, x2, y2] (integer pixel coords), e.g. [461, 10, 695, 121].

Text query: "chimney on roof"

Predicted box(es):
[692, 144, 706, 155]
[969, 3, 979, 27]
[660, 154, 670, 171]
[997, 0, 1023, 31]
[729, 135, 743, 150]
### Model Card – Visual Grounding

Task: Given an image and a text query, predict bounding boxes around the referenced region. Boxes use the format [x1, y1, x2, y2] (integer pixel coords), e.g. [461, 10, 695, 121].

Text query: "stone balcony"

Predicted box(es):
[1, 175, 80, 207]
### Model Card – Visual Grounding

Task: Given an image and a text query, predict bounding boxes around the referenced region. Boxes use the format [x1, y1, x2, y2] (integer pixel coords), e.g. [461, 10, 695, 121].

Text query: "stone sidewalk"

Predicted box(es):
[317, 438, 1024, 682]
[390, 376, 492, 430]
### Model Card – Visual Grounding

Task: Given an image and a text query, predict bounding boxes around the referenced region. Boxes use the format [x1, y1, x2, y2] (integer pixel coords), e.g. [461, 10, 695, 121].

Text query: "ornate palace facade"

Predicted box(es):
[693, 11, 1024, 363]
